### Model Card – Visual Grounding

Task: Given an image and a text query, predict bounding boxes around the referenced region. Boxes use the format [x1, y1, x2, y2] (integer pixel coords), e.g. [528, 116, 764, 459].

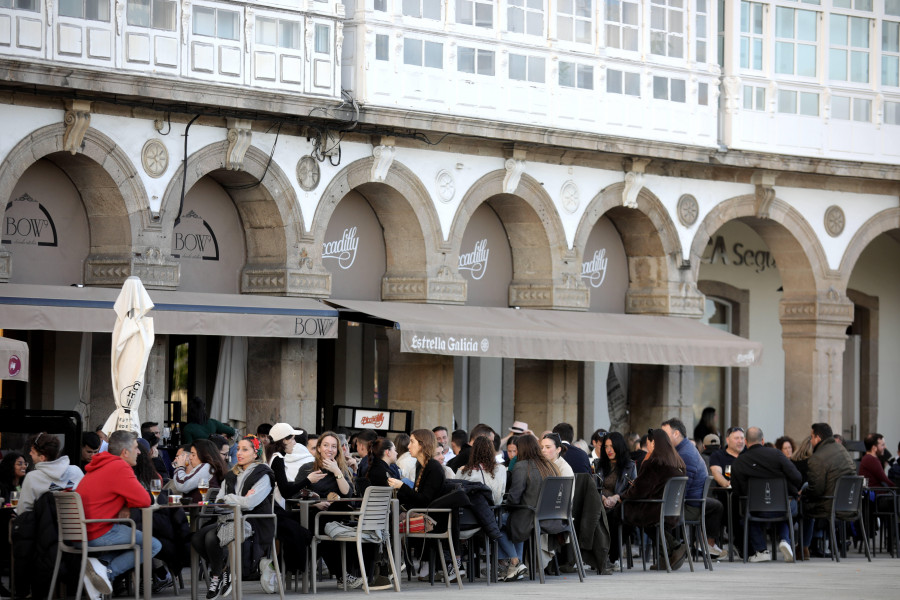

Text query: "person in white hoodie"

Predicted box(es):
[17, 431, 83, 515]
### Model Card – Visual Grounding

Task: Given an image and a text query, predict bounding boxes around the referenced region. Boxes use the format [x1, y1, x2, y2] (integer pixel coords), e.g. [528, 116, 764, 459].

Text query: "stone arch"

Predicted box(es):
[449, 170, 572, 292]
[309, 157, 444, 278]
[159, 141, 303, 270]
[0, 123, 148, 259]
[838, 207, 900, 288]
[688, 194, 830, 298]
[573, 182, 694, 316]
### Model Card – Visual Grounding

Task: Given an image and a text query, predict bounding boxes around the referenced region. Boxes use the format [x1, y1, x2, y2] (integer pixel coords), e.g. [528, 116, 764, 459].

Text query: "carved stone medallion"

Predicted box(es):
[677, 194, 699, 227]
[435, 169, 455, 203]
[824, 205, 845, 237]
[141, 139, 168, 178]
[560, 180, 580, 214]
[297, 155, 320, 191]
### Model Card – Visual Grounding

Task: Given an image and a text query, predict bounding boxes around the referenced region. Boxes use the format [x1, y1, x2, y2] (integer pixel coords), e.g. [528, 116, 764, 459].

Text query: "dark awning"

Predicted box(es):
[327, 299, 762, 367]
[0, 283, 338, 339]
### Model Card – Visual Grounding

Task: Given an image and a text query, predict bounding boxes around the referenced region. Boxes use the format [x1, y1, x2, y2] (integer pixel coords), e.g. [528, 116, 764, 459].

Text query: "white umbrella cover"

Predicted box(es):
[102, 276, 155, 435]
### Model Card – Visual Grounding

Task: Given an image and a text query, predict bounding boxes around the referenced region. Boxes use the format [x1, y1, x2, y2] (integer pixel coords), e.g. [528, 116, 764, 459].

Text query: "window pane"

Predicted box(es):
[577, 64, 593, 89]
[622, 2, 637, 24]
[668, 34, 683, 57]
[457, 0, 473, 23]
[698, 81, 708, 105]
[743, 86, 753, 109]
[477, 50, 494, 74]
[623, 28, 638, 50]
[424, 40, 442, 68]
[775, 41, 794, 73]
[830, 48, 848, 79]
[153, 1, 175, 30]
[560, 61, 575, 86]
[86, 0, 109, 20]
[60, 0, 82, 17]
[315, 23, 329, 53]
[740, 1, 749, 33]
[888, 0, 900, 17]
[855, 0, 871, 11]
[653, 76, 668, 99]
[831, 95, 850, 119]
[402, 0, 419, 17]
[404, 38, 423, 65]
[374, 0, 386, 11]
[885, 101, 900, 124]
[752, 3, 762, 34]
[607, 69, 623, 93]
[575, 20, 591, 43]
[697, 40, 706, 62]
[508, 8, 524, 32]
[775, 7, 793, 39]
[558, 17, 573, 40]
[833, 0, 850, 7]
[850, 50, 868, 82]
[529, 56, 545, 82]
[884, 22, 899, 53]
[797, 44, 816, 76]
[850, 17, 868, 48]
[127, 0, 150, 27]
[799, 92, 818, 115]
[755, 86, 765, 108]
[669, 9, 683, 33]
[624, 71, 639, 95]
[671, 78, 685, 102]
[777, 90, 797, 113]
[475, 3, 492, 27]
[852, 98, 870, 122]
[752, 39, 762, 69]
[740, 37, 750, 68]
[651, 31, 666, 54]
[526, 11, 542, 35]
[423, 0, 440, 20]
[884, 55, 899, 86]
[375, 34, 389, 61]
[256, 17, 276, 45]
[509, 53, 526, 80]
[281, 21, 300, 49]
[797, 10, 816, 42]
[217, 10, 238, 39]
[830, 15, 847, 47]
[458, 47, 475, 72]
[575, 0, 590, 18]
[193, 6, 215, 36]
[651, 5, 664, 29]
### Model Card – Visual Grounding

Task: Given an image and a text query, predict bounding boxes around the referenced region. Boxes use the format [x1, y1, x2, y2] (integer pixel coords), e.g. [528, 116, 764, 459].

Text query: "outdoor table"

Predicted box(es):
[286, 496, 401, 593]
[141, 500, 240, 600]
[711, 486, 735, 562]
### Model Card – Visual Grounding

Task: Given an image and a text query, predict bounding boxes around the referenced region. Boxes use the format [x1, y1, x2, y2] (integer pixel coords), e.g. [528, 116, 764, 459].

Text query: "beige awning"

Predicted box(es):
[327, 299, 762, 367]
[0, 283, 338, 339]
[0, 336, 28, 381]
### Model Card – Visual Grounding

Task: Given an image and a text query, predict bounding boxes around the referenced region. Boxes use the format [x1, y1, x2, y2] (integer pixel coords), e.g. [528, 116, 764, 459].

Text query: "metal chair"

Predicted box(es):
[403, 505, 462, 589]
[457, 507, 496, 585]
[624, 476, 691, 573]
[823, 476, 871, 562]
[310, 486, 400, 594]
[683, 475, 714, 571]
[868, 488, 899, 558]
[740, 478, 796, 564]
[49, 491, 141, 600]
[242, 495, 285, 600]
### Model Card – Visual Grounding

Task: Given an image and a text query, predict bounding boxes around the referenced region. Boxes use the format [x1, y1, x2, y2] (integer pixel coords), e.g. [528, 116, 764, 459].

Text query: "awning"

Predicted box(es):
[0, 336, 28, 381]
[327, 299, 762, 367]
[0, 283, 338, 339]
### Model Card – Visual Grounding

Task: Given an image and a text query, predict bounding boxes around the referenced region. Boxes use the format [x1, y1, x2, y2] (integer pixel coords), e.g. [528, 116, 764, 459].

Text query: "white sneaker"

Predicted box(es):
[779, 540, 795, 563]
[86, 558, 112, 595]
[83, 573, 102, 600]
[748, 550, 772, 563]
[707, 543, 725, 559]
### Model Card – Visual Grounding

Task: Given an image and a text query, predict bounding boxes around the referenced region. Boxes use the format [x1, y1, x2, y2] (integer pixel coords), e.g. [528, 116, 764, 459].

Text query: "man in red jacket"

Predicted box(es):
[78, 430, 161, 600]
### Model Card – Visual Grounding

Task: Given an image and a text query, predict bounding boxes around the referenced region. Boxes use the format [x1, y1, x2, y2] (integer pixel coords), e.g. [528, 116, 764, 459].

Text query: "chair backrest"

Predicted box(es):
[357, 485, 393, 531]
[535, 476, 574, 521]
[832, 476, 864, 514]
[661, 477, 688, 518]
[746, 478, 789, 513]
[53, 491, 88, 544]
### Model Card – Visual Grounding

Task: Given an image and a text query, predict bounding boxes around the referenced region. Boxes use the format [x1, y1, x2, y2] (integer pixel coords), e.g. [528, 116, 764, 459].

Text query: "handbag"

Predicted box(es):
[398, 513, 436, 534]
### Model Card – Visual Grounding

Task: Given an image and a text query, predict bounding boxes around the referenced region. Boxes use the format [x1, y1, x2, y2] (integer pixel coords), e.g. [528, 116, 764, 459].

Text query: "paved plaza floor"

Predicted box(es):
[222, 551, 895, 600]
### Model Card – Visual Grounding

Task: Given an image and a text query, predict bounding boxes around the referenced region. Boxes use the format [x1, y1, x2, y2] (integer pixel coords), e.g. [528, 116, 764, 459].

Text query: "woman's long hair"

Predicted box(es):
[461, 436, 497, 478]
[0, 452, 25, 487]
[133, 447, 161, 490]
[313, 431, 349, 474]
[266, 437, 289, 460]
[644, 429, 685, 472]
[597, 431, 633, 476]
[363, 438, 394, 479]
[193, 438, 228, 481]
[410, 429, 436, 463]
[699, 407, 717, 430]
[393, 433, 410, 456]
[792, 436, 813, 461]
[515, 434, 559, 479]
[187, 396, 208, 425]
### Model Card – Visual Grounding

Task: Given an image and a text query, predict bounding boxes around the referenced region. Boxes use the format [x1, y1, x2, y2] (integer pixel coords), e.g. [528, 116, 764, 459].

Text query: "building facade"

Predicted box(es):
[0, 0, 898, 444]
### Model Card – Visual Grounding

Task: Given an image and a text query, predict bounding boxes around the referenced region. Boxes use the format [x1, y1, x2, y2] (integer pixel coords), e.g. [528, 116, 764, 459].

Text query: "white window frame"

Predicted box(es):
[402, 0, 441, 20]
[456, 0, 493, 28]
[127, 0, 176, 30]
[828, 12, 871, 83]
[652, 75, 686, 102]
[884, 19, 900, 87]
[507, 0, 544, 36]
[830, 94, 870, 121]
[739, 1, 764, 70]
[696, 0, 708, 63]
[774, 6, 818, 78]
[0, 0, 39, 11]
[193, 5, 239, 40]
[457, 46, 495, 75]
[776, 88, 819, 115]
[649, 0, 685, 59]
[508, 53, 545, 82]
[59, 0, 110, 21]
[742, 84, 766, 110]
[403, 37, 443, 68]
[605, 0, 639, 51]
[559, 61, 593, 89]
[607, 68, 640, 96]
[255, 16, 301, 49]
[557, 0, 592, 44]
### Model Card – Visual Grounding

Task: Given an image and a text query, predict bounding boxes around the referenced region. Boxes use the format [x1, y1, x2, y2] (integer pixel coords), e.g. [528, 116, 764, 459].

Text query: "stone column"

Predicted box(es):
[627, 364, 694, 433]
[384, 329, 455, 430]
[513, 359, 579, 434]
[779, 292, 854, 441]
[246, 338, 318, 432]
[139, 335, 168, 427]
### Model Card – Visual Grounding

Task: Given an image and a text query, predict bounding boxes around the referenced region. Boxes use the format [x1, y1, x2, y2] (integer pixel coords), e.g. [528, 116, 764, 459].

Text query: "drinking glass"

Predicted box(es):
[150, 479, 162, 501]
[199, 478, 210, 503]
[10, 491, 19, 507]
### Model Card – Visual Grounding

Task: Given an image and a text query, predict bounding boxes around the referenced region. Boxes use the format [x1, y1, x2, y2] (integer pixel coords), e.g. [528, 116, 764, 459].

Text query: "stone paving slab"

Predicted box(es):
[221, 552, 894, 600]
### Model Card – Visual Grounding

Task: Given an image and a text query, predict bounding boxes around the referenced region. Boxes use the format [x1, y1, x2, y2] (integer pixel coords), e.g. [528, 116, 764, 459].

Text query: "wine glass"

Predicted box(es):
[150, 479, 162, 502]
[10, 491, 19, 507]
[198, 478, 210, 504]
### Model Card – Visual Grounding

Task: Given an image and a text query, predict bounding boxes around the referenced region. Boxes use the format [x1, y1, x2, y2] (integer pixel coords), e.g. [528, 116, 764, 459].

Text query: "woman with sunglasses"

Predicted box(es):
[622, 429, 687, 570]
[540, 433, 574, 478]
[595, 432, 636, 567]
[192, 435, 274, 600]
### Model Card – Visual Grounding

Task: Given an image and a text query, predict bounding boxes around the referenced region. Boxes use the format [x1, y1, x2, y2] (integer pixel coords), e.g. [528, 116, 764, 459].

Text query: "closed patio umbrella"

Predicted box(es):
[0, 336, 28, 381]
[102, 276, 154, 435]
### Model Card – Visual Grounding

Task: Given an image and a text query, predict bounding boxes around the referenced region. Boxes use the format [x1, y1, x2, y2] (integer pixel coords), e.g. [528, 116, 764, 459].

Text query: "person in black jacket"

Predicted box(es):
[359, 438, 400, 490]
[553, 423, 592, 474]
[595, 432, 637, 566]
[731, 426, 801, 563]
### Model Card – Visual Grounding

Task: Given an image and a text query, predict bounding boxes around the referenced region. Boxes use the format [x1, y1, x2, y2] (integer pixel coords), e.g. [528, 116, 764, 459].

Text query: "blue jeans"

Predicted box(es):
[497, 513, 524, 561]
[87, 524, 162, 579]
[747, 499, 798, 554]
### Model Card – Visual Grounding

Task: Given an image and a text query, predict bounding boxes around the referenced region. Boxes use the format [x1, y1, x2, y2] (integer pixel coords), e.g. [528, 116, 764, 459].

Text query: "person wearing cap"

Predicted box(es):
[700, 433, 720, 470]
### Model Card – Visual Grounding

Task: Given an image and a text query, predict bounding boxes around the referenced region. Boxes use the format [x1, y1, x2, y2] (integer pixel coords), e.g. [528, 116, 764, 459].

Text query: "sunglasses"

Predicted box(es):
[726, 427, 745, 435]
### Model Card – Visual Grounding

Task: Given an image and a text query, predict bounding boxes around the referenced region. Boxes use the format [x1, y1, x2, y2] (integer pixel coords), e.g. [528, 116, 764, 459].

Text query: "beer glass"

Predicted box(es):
[199, 478, 210, 503]
[150, 479, 162, 500]
[10, 491, 19, 507]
